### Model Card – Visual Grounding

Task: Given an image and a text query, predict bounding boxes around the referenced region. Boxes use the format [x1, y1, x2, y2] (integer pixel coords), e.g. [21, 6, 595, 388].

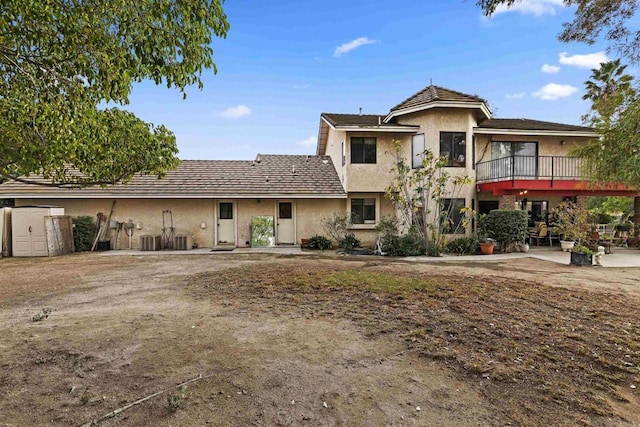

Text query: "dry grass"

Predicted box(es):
[187, 260, 640, 426]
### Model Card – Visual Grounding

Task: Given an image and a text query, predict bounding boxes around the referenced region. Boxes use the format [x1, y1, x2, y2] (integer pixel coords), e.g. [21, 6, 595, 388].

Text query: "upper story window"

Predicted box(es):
[412, 134, 425, 168]
[440, 132, 466, 167]
[351, 137, 376, 164]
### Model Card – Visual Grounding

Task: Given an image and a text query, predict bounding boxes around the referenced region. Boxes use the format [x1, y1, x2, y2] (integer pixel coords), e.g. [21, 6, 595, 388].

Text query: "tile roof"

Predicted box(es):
[390, 85, 486, 112]
[0, 155, 347, 198]
[321, 113, 416, 128]
[476, 118, 596, 133]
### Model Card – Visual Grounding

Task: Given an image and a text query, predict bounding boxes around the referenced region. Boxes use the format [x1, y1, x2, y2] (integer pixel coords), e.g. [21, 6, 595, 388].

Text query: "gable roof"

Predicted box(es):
[385, 84, 491, 122]
[0, 155, 347, 199]
[475, 118, 598, 136]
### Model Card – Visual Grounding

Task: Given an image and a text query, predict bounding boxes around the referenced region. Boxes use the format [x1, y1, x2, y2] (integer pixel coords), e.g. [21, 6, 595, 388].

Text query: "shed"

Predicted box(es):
[11, 206, 72, 257]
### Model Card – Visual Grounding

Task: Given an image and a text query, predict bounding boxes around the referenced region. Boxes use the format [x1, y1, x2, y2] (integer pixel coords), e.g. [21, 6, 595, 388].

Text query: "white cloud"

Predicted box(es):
[219, 104, 251, 119]
[541, 64, 560, 74]
[493, 0, 565, 16]
[333, 37, 376, 57]
[505, 92, 526, 99]
[559, 51, 609, 69]
[532, 83, 578, 100]
[298, 136, 316, 147]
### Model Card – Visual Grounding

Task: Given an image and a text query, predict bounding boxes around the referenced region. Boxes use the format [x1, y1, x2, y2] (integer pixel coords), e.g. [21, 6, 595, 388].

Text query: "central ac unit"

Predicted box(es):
[140, 235, 161, 251]
[174, 235, 192, 250]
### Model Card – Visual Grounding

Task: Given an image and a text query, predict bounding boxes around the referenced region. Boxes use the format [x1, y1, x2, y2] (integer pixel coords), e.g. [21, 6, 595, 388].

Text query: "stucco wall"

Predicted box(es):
[344, 132, 411, 193]
[16, 197, 348, 249]
[16, 198, 216, 249]
[325, 128, 347, 187]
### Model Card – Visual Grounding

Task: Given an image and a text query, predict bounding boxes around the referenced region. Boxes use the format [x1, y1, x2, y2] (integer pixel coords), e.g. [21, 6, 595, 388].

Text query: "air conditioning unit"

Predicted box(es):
[174, 235, 192, 250]
[140, 235, 161, 251]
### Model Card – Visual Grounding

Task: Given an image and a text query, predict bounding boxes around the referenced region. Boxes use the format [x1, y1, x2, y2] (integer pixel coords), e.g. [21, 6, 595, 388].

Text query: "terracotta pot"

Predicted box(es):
[480, 242, 494, 255]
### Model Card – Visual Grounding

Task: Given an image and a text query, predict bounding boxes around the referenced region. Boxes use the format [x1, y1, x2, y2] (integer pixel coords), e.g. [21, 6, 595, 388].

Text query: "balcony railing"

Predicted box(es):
[476, 155, 587, 184]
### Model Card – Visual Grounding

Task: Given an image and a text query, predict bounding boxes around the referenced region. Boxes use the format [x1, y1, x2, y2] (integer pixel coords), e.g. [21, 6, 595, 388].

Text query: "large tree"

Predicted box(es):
[478, 0, 640, 63]
[1, 0, 229, 186]
[582, 59, 635, 123]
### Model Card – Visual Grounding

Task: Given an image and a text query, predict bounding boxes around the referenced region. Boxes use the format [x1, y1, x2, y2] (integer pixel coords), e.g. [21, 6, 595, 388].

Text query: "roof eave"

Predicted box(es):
[384, 101, 491, 122]
[473, 128, 599, 138]
[334, 125, 419, 133]
[2, 192, 349, 199]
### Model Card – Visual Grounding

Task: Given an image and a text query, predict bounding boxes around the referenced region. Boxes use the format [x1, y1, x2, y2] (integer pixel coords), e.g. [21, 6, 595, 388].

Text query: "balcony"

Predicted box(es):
[476, 155, 585, 184]
[476, 155, 637, 196]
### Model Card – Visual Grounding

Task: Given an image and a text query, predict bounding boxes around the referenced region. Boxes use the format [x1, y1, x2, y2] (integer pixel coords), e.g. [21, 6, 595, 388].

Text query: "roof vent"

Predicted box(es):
[322, 159, 329, 165]
[265, 176, 269, 182]
[378, 116, 381, 125]
[305, 155, 309, 162]
[255, 154, 261, 163]
[292, 165, 297, 175]
[359, 107, 362, 115]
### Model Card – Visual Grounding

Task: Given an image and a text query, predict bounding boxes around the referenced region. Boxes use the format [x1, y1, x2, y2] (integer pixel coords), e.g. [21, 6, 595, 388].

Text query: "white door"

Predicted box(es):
[217, 202, 235, 245]
[12, 209, 49, 257]
[276, 201, 294, 245]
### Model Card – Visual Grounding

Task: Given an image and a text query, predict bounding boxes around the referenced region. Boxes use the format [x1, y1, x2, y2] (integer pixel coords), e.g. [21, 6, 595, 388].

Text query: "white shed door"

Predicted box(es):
[12, 209, 49, 257]
[276, 202, 294, 245]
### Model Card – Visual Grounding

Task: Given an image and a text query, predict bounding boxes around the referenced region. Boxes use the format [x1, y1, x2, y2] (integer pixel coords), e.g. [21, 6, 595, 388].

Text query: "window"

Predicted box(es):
[440, 132, 466, 167]
[442, 198, 466, 234]
[351, 198, 376, 224]
[219, 202, 233, 220]
[351, 137, 376, 163]
[412, 134, 425, 168]
[520, 200, 548, 227]
[278, 202, 292, 219]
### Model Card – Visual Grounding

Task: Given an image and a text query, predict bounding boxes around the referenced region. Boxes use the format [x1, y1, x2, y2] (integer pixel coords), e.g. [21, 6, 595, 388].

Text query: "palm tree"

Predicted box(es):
[583, 59, 635, 119]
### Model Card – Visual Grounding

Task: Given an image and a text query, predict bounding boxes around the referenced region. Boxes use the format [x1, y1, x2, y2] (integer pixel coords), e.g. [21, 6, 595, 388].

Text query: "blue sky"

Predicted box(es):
[125, 0, 620, 160]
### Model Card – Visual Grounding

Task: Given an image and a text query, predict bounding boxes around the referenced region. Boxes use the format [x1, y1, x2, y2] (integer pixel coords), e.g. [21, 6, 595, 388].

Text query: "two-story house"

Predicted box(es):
[317, 84, 638, 242]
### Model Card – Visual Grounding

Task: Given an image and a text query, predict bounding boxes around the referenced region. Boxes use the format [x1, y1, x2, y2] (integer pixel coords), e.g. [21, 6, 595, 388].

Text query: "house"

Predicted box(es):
[317, 85, 638, 233]
[1, 84, 638, 251]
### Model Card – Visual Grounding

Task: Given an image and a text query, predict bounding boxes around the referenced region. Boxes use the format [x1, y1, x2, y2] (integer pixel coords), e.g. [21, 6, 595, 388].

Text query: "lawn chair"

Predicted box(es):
[529, 223, 548, 246]
[599, 224, 616, 254]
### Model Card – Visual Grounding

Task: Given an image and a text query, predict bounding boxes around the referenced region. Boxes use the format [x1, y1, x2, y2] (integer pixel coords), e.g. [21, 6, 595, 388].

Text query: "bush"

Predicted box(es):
[381, 231, 426, 257]
[306, 235, 332, 250]
[72, 216, 95, 252]
[484, 210, 528, 251]
[445, 236, 480, 255]
[339, 233, 361, 250]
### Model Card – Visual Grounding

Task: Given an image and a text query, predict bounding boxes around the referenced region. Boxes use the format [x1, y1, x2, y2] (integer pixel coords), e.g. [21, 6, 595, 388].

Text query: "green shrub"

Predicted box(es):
[484, 210, 528, 251]
[72, 216, 95, 252]
[616, 221, 634, 232]
[381, 230, 426, 257]
[306, 235, 332, 250]
[445, 236, 480, 255]
[339, 233, 361, 250]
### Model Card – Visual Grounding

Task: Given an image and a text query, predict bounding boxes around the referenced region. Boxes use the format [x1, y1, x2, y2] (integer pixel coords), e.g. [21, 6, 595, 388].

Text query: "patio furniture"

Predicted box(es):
[599, 224, 616, 254]
[548, 229, 560, 246]
[529, 223, 549, 246]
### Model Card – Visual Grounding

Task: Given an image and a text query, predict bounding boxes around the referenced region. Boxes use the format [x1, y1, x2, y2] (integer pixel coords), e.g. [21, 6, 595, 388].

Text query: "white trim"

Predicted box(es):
[384, 101, 491, 122]
[334, 125, 419, 133]
[321, 116, 336, 130]
[473, 127, 598, 137]
[3, 193, 348, 199]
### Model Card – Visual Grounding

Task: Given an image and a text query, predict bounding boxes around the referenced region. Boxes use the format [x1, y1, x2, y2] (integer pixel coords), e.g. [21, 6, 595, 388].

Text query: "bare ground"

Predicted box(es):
[0, 252, 638, 426]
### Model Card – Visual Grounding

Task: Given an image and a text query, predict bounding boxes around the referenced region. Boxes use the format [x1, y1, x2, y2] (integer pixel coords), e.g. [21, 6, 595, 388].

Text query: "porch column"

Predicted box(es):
[576, 196, 588, 211]
[634, 197, 640, 233]
[498, 195, 516, 210]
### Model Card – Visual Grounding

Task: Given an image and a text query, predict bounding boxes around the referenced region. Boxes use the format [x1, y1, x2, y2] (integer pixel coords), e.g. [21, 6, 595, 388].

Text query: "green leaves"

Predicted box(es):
[0, 0, 229, 185]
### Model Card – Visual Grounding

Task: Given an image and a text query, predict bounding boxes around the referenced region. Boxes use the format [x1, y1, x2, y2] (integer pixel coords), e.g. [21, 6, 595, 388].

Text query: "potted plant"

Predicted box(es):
[570, 244, 595, 266]
[550, 202, 589, 252]
[476, 213, 495, 255]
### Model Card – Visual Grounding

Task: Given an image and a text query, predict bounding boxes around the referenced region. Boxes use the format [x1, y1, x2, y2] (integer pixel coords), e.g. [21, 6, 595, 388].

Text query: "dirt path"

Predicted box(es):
[0, 254, 500, 426]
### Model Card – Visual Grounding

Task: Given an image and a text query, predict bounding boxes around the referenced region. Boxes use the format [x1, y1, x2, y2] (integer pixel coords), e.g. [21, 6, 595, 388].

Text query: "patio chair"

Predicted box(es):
[529, 223, 548, 246]
[548, 229, 560, 246]
[599, 224, 616, 254]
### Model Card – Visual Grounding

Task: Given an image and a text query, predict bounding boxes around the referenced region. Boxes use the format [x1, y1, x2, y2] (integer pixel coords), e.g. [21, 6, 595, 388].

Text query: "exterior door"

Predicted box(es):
[12, 208, 48, 257]
[217, 202, 235, 245]
[276, 201, 294, 245]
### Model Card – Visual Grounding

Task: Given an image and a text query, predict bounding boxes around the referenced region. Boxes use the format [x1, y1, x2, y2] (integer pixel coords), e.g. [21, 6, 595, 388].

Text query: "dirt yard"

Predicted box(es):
[0, 252, 639, 426]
